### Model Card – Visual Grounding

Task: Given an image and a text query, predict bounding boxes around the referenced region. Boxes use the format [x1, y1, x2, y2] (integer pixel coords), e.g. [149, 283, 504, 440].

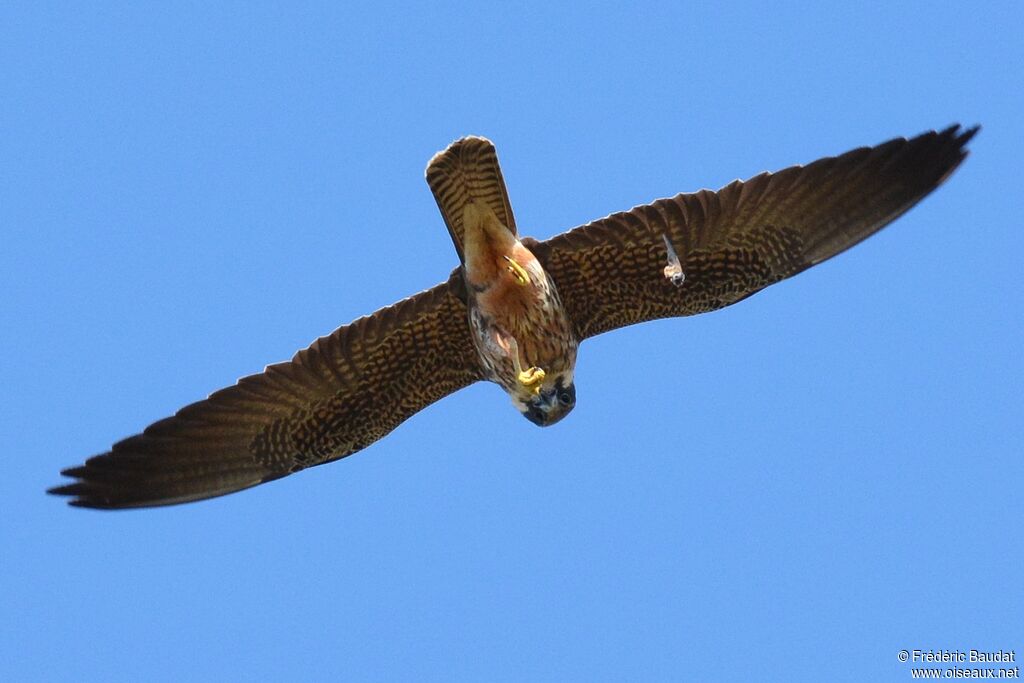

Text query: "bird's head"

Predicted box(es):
[512, 373, 576, 427]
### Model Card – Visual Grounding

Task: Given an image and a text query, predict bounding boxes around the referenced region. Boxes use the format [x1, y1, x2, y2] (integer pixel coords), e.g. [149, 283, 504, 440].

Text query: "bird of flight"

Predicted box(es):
[49, 125, 978, 509]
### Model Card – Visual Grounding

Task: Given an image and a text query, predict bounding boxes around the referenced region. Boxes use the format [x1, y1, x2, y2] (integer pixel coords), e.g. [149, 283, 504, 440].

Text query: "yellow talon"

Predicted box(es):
[518, 366, 546, 394]
[504, 333, 544, 394]
[503, 255, 530, 286]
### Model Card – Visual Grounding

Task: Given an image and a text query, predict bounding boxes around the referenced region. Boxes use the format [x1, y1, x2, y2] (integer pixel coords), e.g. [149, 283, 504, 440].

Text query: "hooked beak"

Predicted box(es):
[520, 382, 575, 427]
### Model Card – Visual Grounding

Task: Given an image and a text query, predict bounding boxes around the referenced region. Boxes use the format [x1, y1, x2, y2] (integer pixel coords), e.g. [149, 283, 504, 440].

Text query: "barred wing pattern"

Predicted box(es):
[50, 272, 482, 508]
[49, 125, 977, 509]
[531, 125, 977, 339]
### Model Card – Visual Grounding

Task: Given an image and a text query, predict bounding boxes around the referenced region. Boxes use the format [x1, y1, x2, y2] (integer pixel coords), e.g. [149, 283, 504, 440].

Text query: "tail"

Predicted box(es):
[426, 136, 517, 263]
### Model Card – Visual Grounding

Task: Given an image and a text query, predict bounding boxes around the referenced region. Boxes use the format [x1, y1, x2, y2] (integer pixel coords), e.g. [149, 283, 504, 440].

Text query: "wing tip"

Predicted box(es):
[46, 482, 76, 497]
[49, 466, 118, 508]
[932, 122, 980, 156]
[944, 122, 981, 141]
[46, 480, 104, 509]
[926, 122, 980, 186]
[46, 472, 266, 510]
[48, 444, 273, 510]
[954, 122, 981, 158]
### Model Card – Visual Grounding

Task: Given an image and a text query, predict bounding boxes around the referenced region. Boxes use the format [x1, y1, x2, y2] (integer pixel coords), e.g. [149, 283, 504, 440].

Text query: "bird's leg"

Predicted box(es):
[662, 233, 685, 286]
[502, 255, 531, 286]
[500, 333, 546, 394]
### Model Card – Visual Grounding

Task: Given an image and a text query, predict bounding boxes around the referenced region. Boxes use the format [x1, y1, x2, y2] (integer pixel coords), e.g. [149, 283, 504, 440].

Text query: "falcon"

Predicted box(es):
[49, 124, 978, 509]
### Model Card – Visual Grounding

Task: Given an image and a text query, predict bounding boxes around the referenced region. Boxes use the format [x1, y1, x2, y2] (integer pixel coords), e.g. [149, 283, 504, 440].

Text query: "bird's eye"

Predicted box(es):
[558, 392, 572, 406]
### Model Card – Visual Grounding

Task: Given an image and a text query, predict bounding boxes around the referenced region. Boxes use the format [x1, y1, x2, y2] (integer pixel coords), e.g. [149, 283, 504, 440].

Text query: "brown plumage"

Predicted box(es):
[50, 124, 977, 509]
[531, 125, 978, 338]
[426, 135, 518, 261]
[51, 274, 482, 508]
[427, 137, 578, 425]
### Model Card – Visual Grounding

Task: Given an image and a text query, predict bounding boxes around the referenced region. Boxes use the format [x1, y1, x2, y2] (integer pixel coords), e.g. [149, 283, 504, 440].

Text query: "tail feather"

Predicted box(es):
[426, 136, 517, 262]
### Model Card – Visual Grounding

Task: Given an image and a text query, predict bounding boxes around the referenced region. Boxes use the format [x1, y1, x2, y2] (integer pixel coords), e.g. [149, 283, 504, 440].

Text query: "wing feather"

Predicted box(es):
[49, 271, 483, 509]
[532, 125, 977, 339]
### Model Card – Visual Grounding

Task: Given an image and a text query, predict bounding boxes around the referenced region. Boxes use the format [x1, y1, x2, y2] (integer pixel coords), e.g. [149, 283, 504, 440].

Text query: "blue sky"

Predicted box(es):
[2, 2, 1021, 681]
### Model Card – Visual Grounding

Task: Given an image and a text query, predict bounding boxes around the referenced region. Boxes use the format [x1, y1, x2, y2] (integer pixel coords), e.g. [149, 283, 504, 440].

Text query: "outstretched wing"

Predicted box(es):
[531, 125, 977, 340]
[49, 272, 482, 509]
